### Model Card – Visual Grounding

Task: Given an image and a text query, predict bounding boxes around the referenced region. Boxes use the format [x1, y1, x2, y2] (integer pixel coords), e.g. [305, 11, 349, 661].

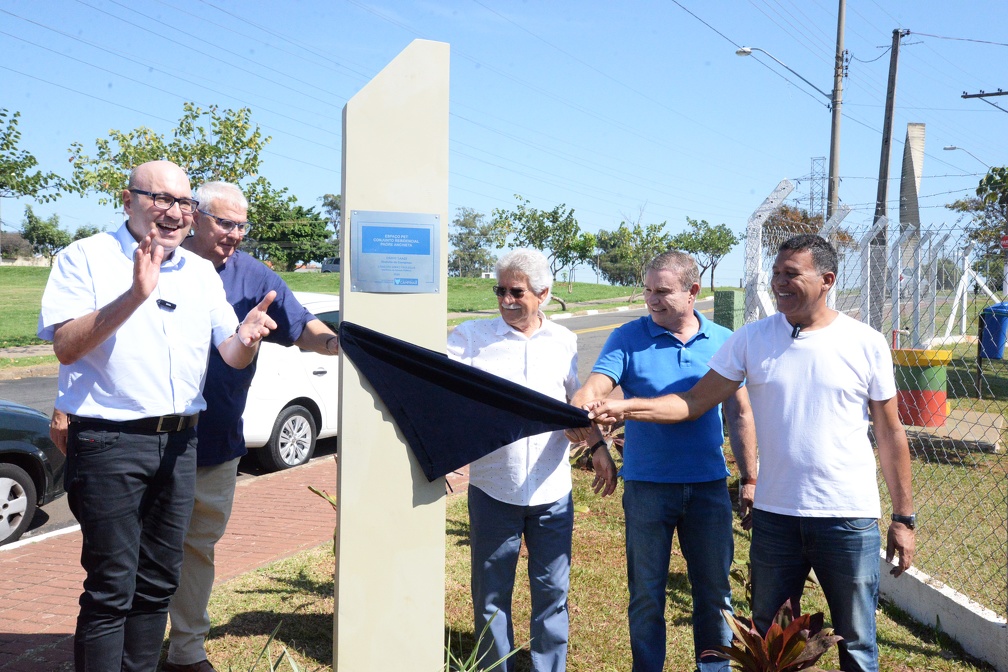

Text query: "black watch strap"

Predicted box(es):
[891, 513, 916, 529]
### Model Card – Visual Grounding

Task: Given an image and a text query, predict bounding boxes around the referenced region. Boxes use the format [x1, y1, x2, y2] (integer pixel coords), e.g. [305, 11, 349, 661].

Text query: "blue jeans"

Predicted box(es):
[623, 479, 733, 672]
[468, 486, 573, 672]
[66, 426, 197, 672]
[750, 510, 880, 672]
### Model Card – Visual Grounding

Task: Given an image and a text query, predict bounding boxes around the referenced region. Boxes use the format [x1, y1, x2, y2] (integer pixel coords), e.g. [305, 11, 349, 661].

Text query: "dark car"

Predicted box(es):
[0, 399, 66, 546]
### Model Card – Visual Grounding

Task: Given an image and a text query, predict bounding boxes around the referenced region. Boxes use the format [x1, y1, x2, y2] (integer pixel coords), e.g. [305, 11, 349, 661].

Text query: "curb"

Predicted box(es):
[0, 362, 59, 381]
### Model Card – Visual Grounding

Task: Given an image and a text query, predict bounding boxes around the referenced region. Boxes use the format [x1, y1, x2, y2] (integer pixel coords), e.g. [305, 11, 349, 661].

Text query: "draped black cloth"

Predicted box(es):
[338, 321, 591, 482]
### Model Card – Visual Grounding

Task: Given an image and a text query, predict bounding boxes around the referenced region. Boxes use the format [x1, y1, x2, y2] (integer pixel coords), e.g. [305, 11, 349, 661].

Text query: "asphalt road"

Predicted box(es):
[1, 305, 658, 541]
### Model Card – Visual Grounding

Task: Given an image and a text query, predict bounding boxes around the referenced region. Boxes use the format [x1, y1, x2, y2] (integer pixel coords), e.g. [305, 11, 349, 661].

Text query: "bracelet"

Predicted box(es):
[587, 438, 608, 456]
[235, 322, 251, 347]
[741, 477, 757, 486]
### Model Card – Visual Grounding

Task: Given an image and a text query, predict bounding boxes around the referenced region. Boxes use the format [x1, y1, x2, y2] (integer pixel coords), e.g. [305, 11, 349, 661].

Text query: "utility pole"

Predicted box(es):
[826, 0, 845, 220]
[867, 28, 908, 331]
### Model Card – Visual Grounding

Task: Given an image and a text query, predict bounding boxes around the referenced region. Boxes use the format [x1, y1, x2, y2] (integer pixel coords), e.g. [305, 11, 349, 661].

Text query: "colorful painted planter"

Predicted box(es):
[893, 349, 952, 427]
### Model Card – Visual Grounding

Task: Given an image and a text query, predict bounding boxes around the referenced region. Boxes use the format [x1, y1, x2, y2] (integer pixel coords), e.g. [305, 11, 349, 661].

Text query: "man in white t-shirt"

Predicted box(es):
[584, 234, 914, 672]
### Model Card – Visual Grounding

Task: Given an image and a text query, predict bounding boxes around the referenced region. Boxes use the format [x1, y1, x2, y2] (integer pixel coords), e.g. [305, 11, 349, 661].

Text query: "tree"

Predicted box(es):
[490, 195, 595, 283]
[320, 193, 341, 249]
[448, 207, 499, 277]
[247, 194, 335, 272]
[21, 205, 70, 265]
[69, 102, 271, 207]
[595, 218, 672, 301]
[0, 231, 31, 260]
[948, 166, 1008, 259]
[0, 109, 67, 202]
[73, 225, 101, 241]
[763, 204, 824, 251]
[672, 217, 740, 291]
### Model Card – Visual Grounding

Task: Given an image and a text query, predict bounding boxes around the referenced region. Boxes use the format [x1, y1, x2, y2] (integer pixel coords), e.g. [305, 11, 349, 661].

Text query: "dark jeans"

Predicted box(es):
[66, 425, 197, 672]
[623, 479, 733, 672]
[750, 510, 881, 672]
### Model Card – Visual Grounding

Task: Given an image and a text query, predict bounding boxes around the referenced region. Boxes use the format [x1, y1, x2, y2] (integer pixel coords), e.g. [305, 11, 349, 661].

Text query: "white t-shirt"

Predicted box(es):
[447, 314, 579, 507]
[708, 312, 897, 518]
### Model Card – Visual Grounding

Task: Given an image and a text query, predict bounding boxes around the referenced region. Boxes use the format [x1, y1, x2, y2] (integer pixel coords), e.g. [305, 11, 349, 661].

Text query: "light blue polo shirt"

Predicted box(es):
[592, 312, 732, 483]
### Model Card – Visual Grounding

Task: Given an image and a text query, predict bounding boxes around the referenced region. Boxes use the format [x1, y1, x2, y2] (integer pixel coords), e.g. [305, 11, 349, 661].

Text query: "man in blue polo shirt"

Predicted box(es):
[163, 181, 339, 672]
[570, 250, 757, 672]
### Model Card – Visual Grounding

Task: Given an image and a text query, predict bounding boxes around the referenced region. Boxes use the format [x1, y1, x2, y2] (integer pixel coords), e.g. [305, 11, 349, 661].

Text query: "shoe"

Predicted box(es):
[162, 660, 218, 672]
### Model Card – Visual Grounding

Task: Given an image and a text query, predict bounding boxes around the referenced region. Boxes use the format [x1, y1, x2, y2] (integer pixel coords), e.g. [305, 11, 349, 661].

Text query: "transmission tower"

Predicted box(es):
[810, 156, 826, 222]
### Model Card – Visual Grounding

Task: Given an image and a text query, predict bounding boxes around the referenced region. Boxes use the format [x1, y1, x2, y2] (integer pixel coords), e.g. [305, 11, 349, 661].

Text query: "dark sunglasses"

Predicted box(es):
[493, 285, 528, 299]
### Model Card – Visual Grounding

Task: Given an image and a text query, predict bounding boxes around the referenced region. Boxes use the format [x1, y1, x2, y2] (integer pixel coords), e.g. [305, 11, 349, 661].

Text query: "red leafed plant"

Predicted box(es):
[702, 600, 843, 672]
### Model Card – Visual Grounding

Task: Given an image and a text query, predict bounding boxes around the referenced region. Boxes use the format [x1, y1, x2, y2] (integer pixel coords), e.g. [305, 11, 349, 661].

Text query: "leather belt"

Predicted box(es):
[68, 413, 199, 434]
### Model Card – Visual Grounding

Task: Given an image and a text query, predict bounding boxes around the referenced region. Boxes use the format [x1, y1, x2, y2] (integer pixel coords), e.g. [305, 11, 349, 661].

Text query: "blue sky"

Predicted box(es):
[3, 0, 1006, 286]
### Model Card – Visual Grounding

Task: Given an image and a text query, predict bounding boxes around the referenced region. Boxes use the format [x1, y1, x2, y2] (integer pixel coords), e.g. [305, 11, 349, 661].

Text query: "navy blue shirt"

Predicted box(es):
[196, 250, 315, 466]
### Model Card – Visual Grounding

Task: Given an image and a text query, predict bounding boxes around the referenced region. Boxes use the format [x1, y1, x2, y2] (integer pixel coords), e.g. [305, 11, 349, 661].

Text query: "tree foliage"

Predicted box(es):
[948, 166, 1008, 262]
[449, 207, 499, 277]
[763, 203, 856, 259]
[595, 219, 672, 300]
[69, 102, 336, 269]
[320, 193, 341, 248]
[672, 217, 740, 291]
[491, 195, 595, 282]
[73, 225, 102, 241]
[0, 231, 31, 260]
[763, 204, 824, 248]
[68, 102, 271, 206]
[0, 109, 67, 202]
[247, 196, 335, 272]
[21, 205, 71, 265]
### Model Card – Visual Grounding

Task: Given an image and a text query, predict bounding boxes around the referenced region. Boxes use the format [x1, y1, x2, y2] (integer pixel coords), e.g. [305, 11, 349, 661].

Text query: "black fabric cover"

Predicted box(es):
[338, 321, 591, 482]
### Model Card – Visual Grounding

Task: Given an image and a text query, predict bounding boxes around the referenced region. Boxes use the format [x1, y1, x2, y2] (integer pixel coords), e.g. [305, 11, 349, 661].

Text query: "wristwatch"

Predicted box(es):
[891, 513, 916, 529]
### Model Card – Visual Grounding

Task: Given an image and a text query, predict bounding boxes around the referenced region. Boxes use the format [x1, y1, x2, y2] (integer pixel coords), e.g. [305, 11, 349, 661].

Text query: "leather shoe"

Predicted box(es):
[162, 660, 218, 672]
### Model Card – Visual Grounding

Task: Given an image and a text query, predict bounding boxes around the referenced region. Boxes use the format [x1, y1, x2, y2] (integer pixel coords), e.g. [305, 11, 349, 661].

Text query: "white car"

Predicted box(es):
[242, 291, 341, 471]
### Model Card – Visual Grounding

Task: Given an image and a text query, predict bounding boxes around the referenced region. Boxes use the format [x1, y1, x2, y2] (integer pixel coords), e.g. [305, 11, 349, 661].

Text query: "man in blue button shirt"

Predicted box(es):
[162, 181, 339, 672]
[570, 251, 757, 672]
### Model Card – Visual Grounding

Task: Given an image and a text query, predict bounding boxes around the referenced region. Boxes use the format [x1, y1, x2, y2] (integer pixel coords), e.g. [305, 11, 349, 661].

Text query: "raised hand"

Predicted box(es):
[236, 290, 278, 346]
[131, 230, 163, 301]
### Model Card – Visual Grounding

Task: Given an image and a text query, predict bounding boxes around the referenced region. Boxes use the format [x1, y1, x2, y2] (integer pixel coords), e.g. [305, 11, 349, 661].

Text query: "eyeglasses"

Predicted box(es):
[197, 210, 253, 235]
[493, 285, 528, 299]
[129, 189, 199, 214]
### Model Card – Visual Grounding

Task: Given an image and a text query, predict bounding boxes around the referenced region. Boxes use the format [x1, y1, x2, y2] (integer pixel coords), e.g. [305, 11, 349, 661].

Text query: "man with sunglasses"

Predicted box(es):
[568, 250, 757, 672]
[160, 181, 338, 672]
[38, 161, 277, 672]
[447, 248, 616, 672]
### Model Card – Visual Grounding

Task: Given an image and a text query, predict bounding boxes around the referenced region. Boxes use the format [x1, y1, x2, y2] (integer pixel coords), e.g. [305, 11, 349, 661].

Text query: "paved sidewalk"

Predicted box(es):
[0, 455, 469, 671]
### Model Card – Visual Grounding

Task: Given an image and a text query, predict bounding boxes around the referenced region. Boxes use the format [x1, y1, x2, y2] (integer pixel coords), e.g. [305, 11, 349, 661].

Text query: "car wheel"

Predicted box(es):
[0, 463, 37, 546]
[256, 405, 317, 472]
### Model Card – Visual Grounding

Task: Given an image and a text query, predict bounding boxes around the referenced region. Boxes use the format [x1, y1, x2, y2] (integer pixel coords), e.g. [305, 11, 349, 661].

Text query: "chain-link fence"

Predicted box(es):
[744, 188, 1007, 620]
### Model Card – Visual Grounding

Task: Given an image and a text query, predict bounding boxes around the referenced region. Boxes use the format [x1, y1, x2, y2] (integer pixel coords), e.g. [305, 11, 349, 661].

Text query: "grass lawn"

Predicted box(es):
[188, 466, 992, 672]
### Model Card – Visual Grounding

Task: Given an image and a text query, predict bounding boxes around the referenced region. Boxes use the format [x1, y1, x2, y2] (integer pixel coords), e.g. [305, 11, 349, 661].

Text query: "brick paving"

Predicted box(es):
[0, 456, 469, 671]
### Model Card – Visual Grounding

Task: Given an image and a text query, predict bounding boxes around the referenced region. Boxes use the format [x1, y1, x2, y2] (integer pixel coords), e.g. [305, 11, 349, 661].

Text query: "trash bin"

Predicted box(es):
[893, 349, 952, 427]
[713, 290, 744, 330]
[980, 302, 1008, 359]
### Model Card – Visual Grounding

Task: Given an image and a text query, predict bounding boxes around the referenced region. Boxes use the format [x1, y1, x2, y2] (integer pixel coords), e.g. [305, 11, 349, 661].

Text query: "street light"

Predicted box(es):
[943, 145, 990, 168]
[736, 47, 831, 99]
[736, 41, 844, 220]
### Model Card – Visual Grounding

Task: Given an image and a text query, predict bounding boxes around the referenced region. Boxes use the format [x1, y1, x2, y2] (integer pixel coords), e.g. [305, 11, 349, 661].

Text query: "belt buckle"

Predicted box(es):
[156, 415, 182, 433]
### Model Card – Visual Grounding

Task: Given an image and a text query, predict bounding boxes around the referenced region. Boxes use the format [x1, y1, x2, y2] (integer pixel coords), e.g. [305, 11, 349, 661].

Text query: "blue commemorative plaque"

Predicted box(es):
[350, 210, 441, 293]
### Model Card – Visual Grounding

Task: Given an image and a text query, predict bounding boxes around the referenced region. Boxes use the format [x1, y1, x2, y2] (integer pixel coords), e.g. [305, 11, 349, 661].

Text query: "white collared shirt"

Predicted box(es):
[447, 313, 579, 506]
[38, 224, 239, 420]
